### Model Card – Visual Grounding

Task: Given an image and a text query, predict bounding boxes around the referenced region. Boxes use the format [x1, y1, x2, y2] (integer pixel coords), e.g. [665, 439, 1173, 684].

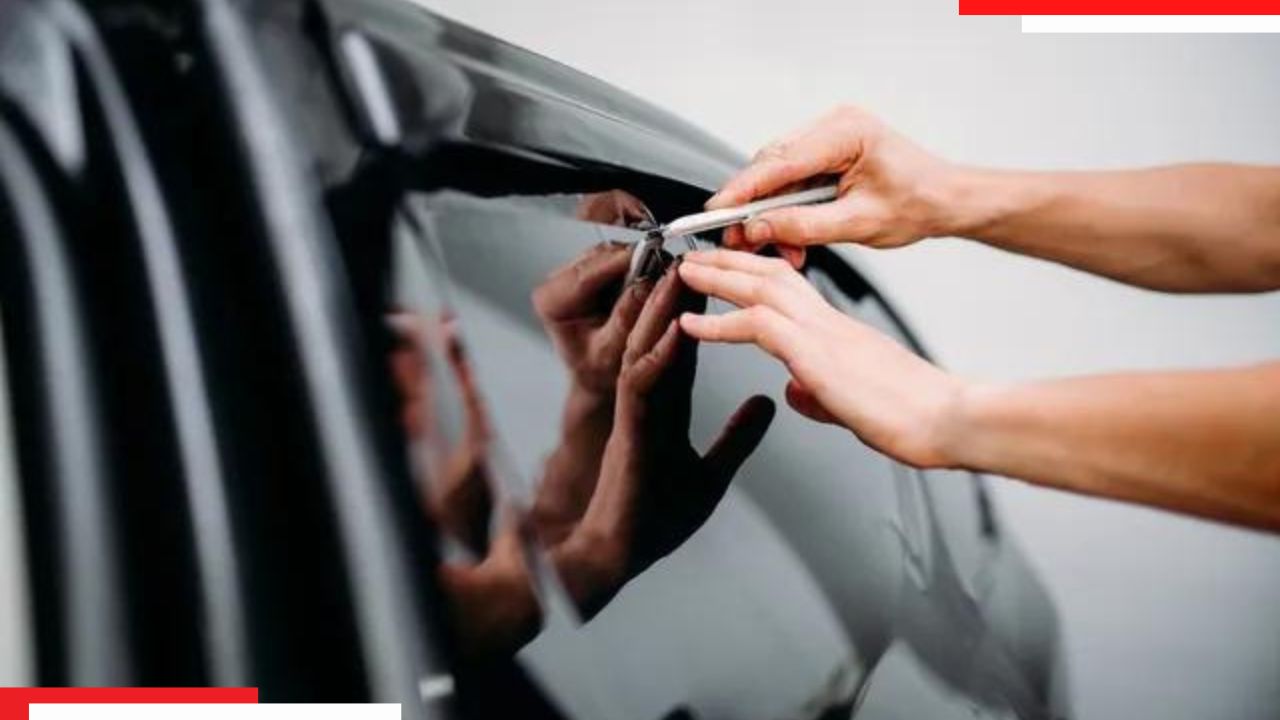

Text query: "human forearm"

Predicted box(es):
[680, 249, 1280, 533]
[710, 107, 1280, 290]
[945, 363, 1280, 531]
[946, 164, 1280, 292]
[531, 384, 613, 543]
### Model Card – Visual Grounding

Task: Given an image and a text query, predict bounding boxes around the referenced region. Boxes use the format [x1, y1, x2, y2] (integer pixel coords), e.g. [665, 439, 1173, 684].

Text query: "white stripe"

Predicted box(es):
[1022, 15, 1280, 33]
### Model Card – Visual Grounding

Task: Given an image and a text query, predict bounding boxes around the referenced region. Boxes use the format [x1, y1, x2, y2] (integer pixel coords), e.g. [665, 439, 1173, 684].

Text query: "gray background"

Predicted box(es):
[413, 1, 1280, 718]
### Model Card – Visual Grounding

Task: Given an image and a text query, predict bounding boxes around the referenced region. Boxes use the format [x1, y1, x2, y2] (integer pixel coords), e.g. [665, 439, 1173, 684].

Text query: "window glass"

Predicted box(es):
[381, 185, 1053, 718]
[395, 188, 874, 720]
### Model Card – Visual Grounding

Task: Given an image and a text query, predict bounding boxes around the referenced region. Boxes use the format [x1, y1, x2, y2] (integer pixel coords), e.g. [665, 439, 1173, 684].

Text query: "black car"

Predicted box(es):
[0, 1, 1070, 718]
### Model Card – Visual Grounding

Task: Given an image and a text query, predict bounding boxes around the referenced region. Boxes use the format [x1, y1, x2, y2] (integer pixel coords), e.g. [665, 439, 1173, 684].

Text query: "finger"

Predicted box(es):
[443, 332, 491, 444]
[743, 200, 858, 248]
[533, 242, 631, 320]
[677, 262, 806, 318]
[620, 320, 680, 395]
[708, 159, 821, 211]
[777, 245, 807, 269]
[624, 269, 682, 364]
[588, 278, 650, 361]
[721, 224, 751, 252]
[707, 135, 847, 210]
[683, 248, 794, 277]
[785, 379, 840, 425]
[706, 122, 819, 209]
[703, 395, 776, 484]
[678, 307, 804, 363]
[617, 192, 653, 225]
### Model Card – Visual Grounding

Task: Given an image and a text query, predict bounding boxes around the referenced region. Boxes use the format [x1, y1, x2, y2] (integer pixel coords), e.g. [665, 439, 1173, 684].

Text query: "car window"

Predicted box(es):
[0, 307, 34, 685]
[385, 186, 942, 720]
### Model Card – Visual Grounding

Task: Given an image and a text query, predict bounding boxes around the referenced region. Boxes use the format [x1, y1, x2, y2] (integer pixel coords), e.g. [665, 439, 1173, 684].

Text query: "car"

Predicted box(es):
[0, 0, 1070, 718]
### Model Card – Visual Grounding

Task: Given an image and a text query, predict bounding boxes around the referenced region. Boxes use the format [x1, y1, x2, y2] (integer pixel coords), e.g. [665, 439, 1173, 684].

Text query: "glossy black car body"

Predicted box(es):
[0, 1, 1070, 717]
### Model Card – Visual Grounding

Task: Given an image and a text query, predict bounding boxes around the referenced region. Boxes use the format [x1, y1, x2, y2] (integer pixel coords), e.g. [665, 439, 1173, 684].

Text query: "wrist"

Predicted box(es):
[566, 380, 613, 413]
[930, 166, 1024, 241]
[439, 557, 542, 659]
[935, 380, 1003, 472]
[557, 382, 614, 448]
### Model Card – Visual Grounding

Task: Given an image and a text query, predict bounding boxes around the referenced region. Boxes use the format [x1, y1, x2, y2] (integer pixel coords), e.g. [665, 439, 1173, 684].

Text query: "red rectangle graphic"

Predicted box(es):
[0, 688, 258, 720]
[961, 0, 1280, 14]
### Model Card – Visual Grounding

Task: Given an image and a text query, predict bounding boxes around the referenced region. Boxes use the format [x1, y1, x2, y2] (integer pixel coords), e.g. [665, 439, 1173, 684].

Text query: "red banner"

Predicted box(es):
[961, 0, 1280, 13]
[0, 689, 258, 720]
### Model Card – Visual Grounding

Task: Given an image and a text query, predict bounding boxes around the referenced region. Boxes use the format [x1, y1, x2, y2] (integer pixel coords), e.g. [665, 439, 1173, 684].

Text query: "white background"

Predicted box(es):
[414, 2, 1280, 718]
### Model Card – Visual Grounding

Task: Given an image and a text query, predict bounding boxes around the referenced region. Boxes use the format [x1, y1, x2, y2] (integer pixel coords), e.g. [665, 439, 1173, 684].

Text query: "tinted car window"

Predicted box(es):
[391, 187, 935, 720]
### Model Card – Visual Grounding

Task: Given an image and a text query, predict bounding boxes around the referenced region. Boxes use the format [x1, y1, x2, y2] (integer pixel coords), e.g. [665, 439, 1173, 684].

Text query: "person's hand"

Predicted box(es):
[552, 268, 775, 614]
[530, 243, 654, 540]
[574, 189, 654, 228]
[434, 267, 775, 657]
[387, 312, 493, 554]
[677, 249, 965, 469]
[532, 242, 652, 396]
[709, 105, 963, 267]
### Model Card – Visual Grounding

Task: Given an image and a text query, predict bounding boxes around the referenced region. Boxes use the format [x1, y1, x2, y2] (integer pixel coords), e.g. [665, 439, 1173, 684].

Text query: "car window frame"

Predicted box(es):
[0, 304, 34, 686]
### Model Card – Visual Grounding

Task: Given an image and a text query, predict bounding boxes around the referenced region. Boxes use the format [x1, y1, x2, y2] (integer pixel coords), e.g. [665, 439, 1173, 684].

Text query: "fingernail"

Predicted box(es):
[746, 220, 773, 244]
[631, 279, 654, 298]
[705, 192, 725, 209]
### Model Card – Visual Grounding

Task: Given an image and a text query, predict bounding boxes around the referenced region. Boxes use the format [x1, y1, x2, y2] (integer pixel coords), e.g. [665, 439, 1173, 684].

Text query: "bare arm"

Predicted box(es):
[677, 250, 1280, 533]
[948, 363, 1280, 531]
[952, 164, 1280, 292]
[711, 106, 1280, 292]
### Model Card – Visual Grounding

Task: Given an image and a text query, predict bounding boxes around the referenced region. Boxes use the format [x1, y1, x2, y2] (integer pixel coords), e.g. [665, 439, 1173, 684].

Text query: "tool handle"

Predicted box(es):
[662, 184, 840, 239]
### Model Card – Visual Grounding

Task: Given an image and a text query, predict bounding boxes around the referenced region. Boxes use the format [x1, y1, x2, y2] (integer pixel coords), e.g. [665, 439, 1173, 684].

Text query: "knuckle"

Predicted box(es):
[621, 339, 643, 368]
[758, 278, 789, 306]
[531, 286, 555, 318]
[764, 257, 792, 276]
[617, 362, 644, 393]
[784, 349, 821, 386]
[754, 140, 789, 162]
[832, 103, 864, 123]
[698, 315, 724, 339]
[744, 305, 771, 329]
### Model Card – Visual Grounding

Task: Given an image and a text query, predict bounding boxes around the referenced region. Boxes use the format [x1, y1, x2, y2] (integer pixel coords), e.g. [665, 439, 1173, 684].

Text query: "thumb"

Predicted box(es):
[785, 380, 840, 425]
[776, 245, 807, 269]
[745, 200, 855, 248]
[704, 395, 776, 485]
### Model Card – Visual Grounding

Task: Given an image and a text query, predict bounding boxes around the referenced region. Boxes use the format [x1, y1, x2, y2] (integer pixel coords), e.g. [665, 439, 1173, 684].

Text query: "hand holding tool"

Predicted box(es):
[658, 184, 839, 240]
[627, 184, 841, 284]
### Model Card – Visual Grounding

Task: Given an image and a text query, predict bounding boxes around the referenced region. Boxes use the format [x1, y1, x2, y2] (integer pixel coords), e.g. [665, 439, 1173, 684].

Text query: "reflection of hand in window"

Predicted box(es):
[574, 189, 654, 228]
[547, 268, 776, 616]
[387, 312, 494, 554]
[427, 268, 774, 660]
[530, 243, 653, 542]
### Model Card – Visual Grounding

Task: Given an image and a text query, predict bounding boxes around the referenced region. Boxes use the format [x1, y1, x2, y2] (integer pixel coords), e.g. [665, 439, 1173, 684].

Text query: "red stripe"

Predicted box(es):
[0, 688, 258, 720]
[961, 0, 1280, 13]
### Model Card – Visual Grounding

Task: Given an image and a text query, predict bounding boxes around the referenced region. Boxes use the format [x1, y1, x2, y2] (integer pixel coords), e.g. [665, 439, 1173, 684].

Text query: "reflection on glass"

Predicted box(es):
[381, 187, 1062, 720]
[387, 193, 774, 665]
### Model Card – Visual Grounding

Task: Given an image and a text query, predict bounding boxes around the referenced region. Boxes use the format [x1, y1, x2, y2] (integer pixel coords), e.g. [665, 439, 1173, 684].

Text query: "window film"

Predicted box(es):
[396, 188, 874, 720]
